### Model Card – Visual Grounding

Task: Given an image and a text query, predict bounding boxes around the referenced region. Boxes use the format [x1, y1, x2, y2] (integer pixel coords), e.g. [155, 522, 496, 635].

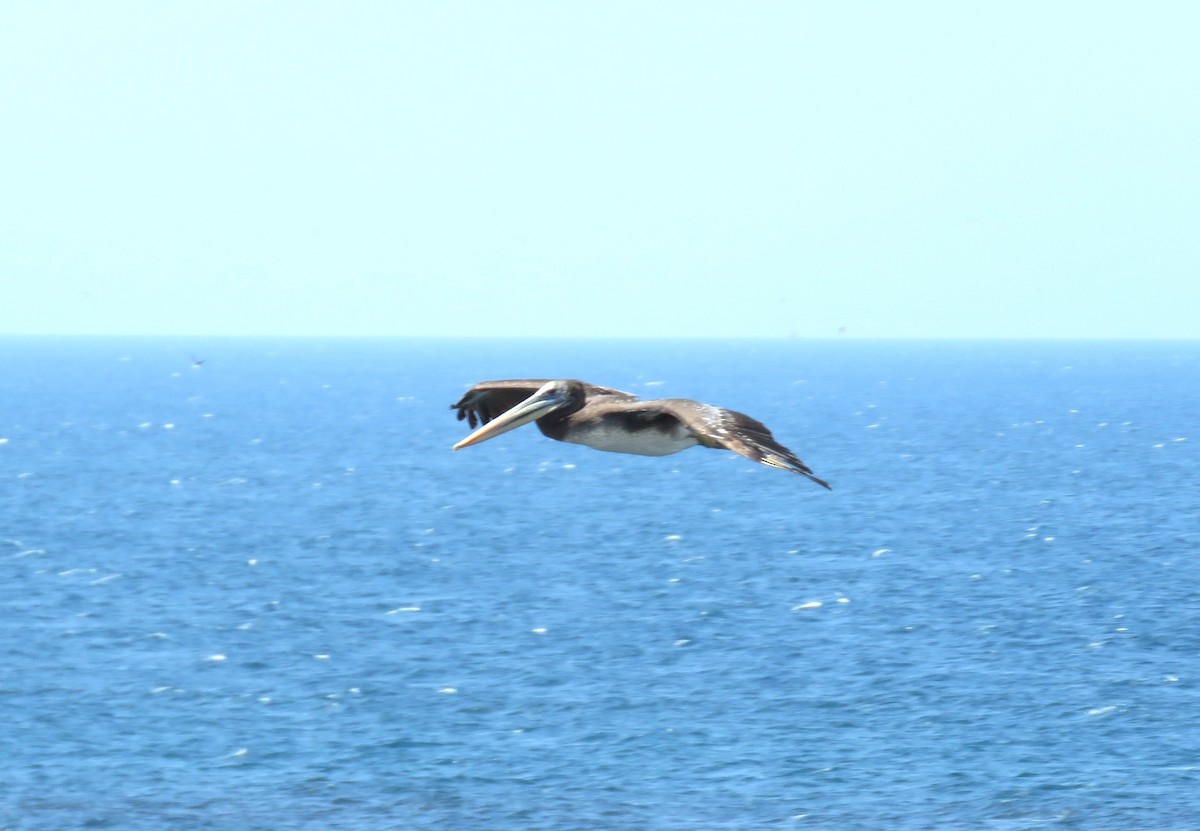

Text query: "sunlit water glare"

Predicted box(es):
[3, 338, 1198, 830]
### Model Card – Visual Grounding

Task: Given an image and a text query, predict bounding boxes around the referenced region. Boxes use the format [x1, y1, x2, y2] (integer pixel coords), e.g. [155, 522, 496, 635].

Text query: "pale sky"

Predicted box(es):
[2, 2, 1198, 338]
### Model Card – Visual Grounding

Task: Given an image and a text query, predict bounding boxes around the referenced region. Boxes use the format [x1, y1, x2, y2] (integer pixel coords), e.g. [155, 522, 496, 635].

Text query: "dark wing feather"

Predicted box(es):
[450, 379, 639, 428]
[450, 380, 551, 428]
[672, 401, 831, 489]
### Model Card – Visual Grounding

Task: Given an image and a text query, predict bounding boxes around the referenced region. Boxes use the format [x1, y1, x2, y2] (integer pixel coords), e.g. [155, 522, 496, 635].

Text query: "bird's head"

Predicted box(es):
[452, 379, 580, 450]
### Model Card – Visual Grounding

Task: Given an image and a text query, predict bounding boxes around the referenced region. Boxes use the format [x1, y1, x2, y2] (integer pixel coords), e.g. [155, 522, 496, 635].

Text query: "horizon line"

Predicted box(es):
[2, 333, 1198, 342]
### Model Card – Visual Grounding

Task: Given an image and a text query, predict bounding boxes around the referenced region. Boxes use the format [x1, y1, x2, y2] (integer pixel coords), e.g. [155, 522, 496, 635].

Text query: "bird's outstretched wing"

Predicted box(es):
[450, 379, 637, 428]
[675, 402, 831, 489]
[451, 380, 551, 428]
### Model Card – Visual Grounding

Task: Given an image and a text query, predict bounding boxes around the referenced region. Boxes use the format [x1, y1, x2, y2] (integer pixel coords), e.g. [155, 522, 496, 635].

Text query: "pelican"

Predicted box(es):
[450, 379, 830, 489]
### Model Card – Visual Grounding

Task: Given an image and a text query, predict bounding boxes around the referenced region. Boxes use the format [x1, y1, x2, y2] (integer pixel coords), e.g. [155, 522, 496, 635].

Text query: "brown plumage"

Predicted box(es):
[451, 379, 830, 489]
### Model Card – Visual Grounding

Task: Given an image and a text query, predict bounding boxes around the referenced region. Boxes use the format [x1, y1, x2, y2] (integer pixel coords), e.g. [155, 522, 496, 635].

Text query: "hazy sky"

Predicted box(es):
[3, 2, 1198, 338]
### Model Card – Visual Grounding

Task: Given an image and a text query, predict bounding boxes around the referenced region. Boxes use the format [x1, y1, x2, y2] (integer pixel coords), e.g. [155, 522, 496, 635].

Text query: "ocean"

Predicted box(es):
[2, 337, 1198, 830]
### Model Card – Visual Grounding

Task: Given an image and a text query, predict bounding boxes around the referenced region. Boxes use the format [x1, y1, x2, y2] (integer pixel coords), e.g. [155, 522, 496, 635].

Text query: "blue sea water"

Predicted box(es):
[2, 337, 1198, 830]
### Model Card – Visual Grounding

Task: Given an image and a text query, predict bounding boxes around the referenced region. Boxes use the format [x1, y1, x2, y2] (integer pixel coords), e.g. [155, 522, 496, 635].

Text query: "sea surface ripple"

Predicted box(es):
[2, 338, 1198, 830]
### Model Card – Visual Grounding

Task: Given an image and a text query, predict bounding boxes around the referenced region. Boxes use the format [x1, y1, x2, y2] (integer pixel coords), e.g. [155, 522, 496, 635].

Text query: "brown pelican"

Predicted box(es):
[451, 379, 831, 489]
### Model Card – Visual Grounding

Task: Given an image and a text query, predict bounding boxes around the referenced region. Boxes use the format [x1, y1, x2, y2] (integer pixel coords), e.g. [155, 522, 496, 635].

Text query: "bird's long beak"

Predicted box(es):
[452, 387, 567, 450]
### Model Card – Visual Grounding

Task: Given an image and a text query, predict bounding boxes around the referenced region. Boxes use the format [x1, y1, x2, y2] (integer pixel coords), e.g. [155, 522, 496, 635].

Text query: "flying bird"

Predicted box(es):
[450, 379, 830, 489]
